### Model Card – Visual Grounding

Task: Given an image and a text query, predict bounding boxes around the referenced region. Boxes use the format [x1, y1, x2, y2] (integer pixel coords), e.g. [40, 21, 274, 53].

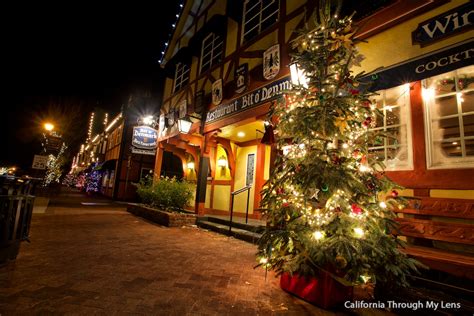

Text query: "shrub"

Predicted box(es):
[134, 176, 194, 212]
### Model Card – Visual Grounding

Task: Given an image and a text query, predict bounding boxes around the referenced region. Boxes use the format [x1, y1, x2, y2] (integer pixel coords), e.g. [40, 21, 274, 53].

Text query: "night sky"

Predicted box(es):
[2, 2, 180, 171]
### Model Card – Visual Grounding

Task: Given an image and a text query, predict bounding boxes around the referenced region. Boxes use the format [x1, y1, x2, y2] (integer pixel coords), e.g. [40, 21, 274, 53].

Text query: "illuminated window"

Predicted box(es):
[423, 65, 474, 169]
[368, 84, 413, 170]
[173, 63, 190, 93]
[200, 33, 223, 74]
[242, 0, 279, 43]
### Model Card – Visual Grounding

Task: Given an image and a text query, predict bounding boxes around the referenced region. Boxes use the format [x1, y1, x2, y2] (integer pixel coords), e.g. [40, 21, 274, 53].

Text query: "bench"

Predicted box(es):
[394, 196, 474, 280]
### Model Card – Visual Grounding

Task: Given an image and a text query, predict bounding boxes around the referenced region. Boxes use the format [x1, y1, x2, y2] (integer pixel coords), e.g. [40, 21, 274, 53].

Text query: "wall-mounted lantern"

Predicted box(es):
[177, 116, 193, 134]
[187, 161, 195, 170]
[217, 155, 228, 168]
[290, 63, 308, 88]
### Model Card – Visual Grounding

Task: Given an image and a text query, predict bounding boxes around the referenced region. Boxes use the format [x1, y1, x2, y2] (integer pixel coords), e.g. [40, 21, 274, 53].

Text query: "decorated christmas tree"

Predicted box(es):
[257, 1, 420, 292]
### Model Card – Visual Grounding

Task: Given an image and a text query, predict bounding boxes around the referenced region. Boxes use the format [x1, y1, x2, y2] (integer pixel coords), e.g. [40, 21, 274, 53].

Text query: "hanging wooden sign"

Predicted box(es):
[263, 44, 280, 80]
[212, 79, 223, 105]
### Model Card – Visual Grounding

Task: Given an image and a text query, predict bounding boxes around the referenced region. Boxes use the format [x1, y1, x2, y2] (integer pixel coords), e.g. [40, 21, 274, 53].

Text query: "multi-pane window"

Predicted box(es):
[173, 63, 190, 93]
[368, 84, 413, 170]
[242, 0, 279, 43]
[200, 33, 223, 74]
[423, 65, 474, 169]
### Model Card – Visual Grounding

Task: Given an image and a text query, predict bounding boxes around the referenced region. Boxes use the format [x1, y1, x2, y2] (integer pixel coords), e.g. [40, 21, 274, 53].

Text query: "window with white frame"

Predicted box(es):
[368, 84, 413, 170]
[173, 62, 190, 93]
[423, 65, 474, 169]
[242, 0, 279, 43]
[200, 33, 223, 74]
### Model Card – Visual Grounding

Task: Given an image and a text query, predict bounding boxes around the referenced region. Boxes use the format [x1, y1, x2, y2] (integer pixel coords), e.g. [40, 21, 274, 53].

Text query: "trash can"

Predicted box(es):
[0, 176, 37, 265]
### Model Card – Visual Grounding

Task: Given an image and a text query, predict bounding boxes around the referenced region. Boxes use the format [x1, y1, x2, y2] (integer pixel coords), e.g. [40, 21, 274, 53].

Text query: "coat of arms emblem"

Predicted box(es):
[212, 79, 223, 105]
[263, 44, 280, 80]
[235, 63, 248, 94]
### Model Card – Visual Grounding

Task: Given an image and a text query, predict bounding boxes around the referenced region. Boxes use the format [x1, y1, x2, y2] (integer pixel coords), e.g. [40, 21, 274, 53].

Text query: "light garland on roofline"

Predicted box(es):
[158, 2, 185, 65]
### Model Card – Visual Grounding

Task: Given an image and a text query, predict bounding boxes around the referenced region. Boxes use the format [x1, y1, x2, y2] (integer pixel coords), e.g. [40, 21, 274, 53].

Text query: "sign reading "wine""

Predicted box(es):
[412, 2, 473, 46]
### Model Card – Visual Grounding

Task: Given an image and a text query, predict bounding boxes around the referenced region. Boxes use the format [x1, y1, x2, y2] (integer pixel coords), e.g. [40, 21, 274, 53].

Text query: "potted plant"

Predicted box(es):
[257, 1, 421, 309]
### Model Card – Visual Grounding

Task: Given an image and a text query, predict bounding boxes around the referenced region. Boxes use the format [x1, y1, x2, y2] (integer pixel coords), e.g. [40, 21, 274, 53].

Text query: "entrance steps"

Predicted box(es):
[196, 215, 266, 244]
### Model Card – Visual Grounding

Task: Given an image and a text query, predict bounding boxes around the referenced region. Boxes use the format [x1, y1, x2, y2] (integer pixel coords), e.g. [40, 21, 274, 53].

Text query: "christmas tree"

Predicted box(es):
[257, 1, 420, 291]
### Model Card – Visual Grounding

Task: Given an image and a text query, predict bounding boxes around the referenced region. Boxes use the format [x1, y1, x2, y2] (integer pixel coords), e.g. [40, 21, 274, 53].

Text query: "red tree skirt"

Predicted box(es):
[280, 272, 353, 309]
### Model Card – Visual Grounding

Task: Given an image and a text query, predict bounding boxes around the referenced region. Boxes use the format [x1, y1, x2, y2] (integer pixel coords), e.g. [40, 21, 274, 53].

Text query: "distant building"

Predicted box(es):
[72, 95, 158, 200]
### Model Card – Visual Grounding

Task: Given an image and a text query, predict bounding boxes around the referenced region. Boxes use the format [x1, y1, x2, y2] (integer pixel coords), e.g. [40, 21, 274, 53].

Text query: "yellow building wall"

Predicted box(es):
[430, 190, 474, 200]
[234, 145, 257, 214]
[187, 187, 196, 209]
[264, 145, 272, 180]
[286, 0, 304, 15]
[206, 1, 226, 20]
[286, 13, 305, 43]
[164, 78, 174, 101]
[215, 145, 232, 180]
[186, 167, 197, 181]
[355, 0, 474, 74]
[205, 184, 212, 208]
[226, 18, 238, 58]
[190, 56, 198, 85]
[213, 185, 231, 211]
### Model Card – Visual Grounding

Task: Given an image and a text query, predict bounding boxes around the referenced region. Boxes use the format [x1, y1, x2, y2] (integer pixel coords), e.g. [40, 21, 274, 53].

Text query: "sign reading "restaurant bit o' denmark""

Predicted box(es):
[205, 76, 291, 124]
[132, 126, 158, 149]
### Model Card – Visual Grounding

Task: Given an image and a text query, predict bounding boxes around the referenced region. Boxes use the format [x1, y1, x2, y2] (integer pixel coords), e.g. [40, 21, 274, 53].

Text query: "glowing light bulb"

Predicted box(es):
[361, 275, 371, 283]
[379, 201, 387, 209]
[313, 230, 325, 240]
[354, 227, 364, 238]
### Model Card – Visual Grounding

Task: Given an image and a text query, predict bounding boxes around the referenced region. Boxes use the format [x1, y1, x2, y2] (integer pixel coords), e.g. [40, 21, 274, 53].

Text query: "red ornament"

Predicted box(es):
[362, 100, 371, 108]
[362, 117, 372, 127]
[391, 190, 399, 197]
[295, 165, 301, 173]
[351, 203, 362, 215]
[350, 89, 360, 95]
[277, 188, 285, 195]
[282, 202, 290, 208]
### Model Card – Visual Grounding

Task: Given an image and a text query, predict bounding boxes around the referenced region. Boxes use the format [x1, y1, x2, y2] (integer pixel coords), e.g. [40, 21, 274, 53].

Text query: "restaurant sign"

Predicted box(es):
[132, 126, 158, 150]
[412, 2, 473, 46]
[205, 76, 290, 124]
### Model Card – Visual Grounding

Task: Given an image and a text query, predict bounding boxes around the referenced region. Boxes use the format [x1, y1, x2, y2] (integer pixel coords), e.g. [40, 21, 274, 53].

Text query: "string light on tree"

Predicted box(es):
[257, 0, 421, 292]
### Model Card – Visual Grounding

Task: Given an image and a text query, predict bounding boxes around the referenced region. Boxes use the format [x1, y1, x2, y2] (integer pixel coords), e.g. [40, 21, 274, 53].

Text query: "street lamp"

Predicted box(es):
[290, 63, 308, 88]
[177, 116, 193, 134]
[44, 122, 55, 132]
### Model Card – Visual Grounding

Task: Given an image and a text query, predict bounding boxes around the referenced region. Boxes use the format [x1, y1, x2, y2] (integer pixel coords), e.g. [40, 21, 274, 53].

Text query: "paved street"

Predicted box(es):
[0, 189, 386, 315]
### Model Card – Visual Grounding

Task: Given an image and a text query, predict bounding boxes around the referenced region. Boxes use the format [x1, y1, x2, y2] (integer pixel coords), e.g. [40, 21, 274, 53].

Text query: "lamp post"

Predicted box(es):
[43, 122, 55, 132]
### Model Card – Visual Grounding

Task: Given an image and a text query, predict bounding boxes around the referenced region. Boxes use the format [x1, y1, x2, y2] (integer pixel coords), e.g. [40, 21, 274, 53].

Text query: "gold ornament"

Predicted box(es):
[335, 255, 348, 269]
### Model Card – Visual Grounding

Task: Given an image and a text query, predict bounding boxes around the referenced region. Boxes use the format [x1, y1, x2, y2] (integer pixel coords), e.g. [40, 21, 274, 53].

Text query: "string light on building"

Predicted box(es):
[103, 113, 109, 126]
[87, 112, 95, 141]
[158, 3, 185, 64]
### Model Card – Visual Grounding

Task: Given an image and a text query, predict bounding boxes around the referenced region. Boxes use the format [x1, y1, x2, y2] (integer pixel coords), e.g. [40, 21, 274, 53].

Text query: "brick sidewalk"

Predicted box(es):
[0, 211, 389, 315]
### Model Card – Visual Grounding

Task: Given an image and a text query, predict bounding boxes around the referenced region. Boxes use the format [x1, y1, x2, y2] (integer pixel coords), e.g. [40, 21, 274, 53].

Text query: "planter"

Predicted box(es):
[127, 204, 196, 227]
[280, 271, 353, 309]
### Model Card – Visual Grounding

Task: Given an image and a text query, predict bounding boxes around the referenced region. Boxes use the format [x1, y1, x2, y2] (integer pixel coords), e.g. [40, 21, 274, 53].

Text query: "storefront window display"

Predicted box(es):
[368, 84, 413, 170]
[423, 65, 474, 169]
